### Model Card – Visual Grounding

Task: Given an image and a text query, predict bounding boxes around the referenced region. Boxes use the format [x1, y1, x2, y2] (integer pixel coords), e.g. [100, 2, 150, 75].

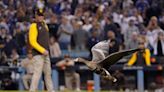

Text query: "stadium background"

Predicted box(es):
[0, 0, 164, 91]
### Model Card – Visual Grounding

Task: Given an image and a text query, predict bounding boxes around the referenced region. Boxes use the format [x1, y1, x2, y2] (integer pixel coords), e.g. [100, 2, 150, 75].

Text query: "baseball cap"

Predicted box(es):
[35, 8, 44, 16]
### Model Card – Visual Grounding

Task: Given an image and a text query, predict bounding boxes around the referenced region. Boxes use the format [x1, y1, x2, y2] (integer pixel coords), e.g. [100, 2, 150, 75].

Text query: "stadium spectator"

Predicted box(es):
[146, 16, 163, 52]
[135, 0, 149, 14]
[0, 27, 7, 41]
[127, 37, 151, 66]
[121, 10, 132, 34]
[114, 23, 124, 49]
[57, 16, 73, 50]
[124, 19, 139, 46]
[0, 16, 9, 32]
[10, 49, 19, 67]
[145, 1, 162, 24]
[3, 35, 18, 57]
[82, 14, 92, 32]
[152, 32, 164, 64]
[49, 36, 61, 58]
[159, 11, 164, 30]
[90, 18, 102, 37]
[56, 55, 81, 91]
[10, 48, 20, 81]
[126, 32, 139, 49]
[73, 21, 88, 51]
[16, 5, 26, 22]
[133, 8, 144, 24]
[87, 30, 100, 59]
[13, 26, 26, 54]
[107, 31, 120, 54]
[0, 51, 8, 66]
[48, 14, 59, 39]
[0, 27, 6, 49]
[153, 32, 164, 56]
[103, 16, 117, 40]
[21, 51, 34, 90]
[122, 0, 134, 10]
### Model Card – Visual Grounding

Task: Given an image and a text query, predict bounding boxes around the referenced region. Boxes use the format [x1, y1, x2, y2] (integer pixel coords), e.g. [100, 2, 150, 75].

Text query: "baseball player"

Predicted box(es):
[28, 8, 54, 92]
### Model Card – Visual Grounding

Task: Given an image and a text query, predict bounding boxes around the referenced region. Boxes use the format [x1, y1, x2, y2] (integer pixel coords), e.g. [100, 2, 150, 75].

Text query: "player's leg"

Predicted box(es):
[74, 73, 81, 91]
[30, 55, 44, 92]
[43, 56, 54, 92]
[22, 74, 30, 90]
[65, 74, 73, 90]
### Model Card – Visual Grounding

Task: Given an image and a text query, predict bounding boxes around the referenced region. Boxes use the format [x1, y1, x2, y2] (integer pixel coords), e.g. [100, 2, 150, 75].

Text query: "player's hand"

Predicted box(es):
[43, 50, 49, 56]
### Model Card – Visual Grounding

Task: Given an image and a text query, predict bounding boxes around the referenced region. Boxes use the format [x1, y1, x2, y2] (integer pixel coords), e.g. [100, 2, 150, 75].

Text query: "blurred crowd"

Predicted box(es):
[0, 0, 164, 90]
[0, 0, 164, 58]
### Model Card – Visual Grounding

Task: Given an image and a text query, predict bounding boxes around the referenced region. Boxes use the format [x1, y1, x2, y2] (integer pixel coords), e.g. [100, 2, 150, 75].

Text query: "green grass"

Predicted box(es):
[0, 90, 118, 92]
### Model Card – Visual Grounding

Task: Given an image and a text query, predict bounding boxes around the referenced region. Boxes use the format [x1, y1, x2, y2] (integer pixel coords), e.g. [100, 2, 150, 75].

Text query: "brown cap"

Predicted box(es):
[35, 8, 44, 16]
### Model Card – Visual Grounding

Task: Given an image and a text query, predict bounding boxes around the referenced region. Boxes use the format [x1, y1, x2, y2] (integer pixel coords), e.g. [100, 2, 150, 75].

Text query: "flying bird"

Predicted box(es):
[75, 48, 141, 82]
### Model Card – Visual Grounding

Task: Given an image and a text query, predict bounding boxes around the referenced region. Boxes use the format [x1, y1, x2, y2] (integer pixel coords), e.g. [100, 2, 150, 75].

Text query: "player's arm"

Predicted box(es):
[127, 52, 137, 66]
[144, 49, 151, 66]
[56, 60, 66, 67]
[58, 25, 73, 35]
[29, 23, 46, 54]
[62, 29, 73, 35]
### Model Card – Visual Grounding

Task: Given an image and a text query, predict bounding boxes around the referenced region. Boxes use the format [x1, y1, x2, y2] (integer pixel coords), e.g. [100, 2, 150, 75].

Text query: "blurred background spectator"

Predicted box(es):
[126, 32, 139, 49]
[21, 51, 34, 90]
[72, 21, 88, 51]
[127, 36, 151, 66]
[0, 0, 163, 55]
[107, 31, 120, 54]
[124, 19, 139, 46]
[146, 16, 163, 52]
[49, 36, 61, 58]
[57, 16, 73, 50]
[0, 0, 164, 91]
[56, 55, 81, 92]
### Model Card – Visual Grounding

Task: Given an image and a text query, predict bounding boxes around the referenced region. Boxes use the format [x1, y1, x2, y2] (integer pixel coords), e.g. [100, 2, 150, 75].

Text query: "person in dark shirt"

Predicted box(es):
[13, 26, 26, 55]
[0, 27, 7, 49]
[145, 3, 162, 25]
[153, 32, 164, 64]
[47, 14, 59, 39]
[3, 35, 18, 57]
[156, 33, 164, 56]
[56, 55, 81, 91]
[108, 39, 120, 55]
[103, 16, 117, 40]
[107, 31, 120, 54]
[0, 51, 8, 66]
